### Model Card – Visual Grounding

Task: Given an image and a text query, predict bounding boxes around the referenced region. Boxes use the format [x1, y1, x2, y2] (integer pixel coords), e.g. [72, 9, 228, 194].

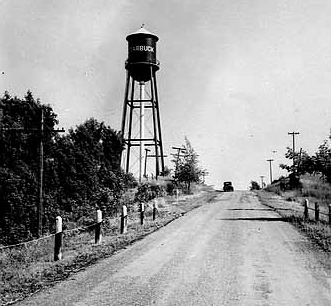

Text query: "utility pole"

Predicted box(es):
[267, 159, 274, 184]
[144, 148, 150, 179]
[288, 132, 300, 171]
[260, 175, 265, 189]
[38, 109, 44, 238]
[144, 150, 167, 179]
[171, 146, 186, 176]
[201, 170, 209, 184]
[37, 109, 65, 237]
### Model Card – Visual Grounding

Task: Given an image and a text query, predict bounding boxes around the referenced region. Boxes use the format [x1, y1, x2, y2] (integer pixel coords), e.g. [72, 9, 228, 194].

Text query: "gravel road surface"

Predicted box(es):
[18, 191, 331, 305]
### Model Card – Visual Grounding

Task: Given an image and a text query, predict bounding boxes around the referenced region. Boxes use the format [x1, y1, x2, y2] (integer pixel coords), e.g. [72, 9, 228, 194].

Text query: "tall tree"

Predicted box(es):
[50, 118, 128, 219]
[174, 137, 202, 192]
[0, 92, 134, 244]
[0, 91, 58, 243]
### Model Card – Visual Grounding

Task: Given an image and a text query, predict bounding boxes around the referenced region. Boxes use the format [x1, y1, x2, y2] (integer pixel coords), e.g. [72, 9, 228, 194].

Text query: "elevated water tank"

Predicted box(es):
[125, 25, 159, 82]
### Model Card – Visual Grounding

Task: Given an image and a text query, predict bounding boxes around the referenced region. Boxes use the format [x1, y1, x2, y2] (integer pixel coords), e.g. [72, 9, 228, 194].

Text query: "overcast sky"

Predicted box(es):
[1, 0, 331, 189]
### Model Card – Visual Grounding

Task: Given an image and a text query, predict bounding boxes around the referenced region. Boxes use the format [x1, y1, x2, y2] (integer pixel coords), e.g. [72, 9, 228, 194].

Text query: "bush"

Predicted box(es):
[164, 180, 176, 195]
[249, 181, 260, 190]
[134, 181, 166, 203]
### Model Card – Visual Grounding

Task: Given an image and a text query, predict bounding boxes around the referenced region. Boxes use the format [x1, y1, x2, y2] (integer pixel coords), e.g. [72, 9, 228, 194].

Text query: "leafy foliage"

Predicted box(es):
[134, 181, 166, 203]
[249, 181, 260, 190]
[314, 141, 331, 182]
[0, 92, 136, 244]
[280, 134, 331, 187]
[174, 137, 202, 192]
[0, 91, 58, 243]
[279, 147, 315, 176]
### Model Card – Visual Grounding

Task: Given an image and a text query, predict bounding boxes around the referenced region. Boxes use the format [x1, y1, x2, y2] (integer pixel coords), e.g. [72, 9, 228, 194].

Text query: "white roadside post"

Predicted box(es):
[95, 209, 102, 244]
[304, 199, 309, 219]
[140, 203, 145, 225]
[121, 205, 128, 234]
[315, 202, 320, 222]
[54, 216, 63, 261]
[153, 198, 158, 221]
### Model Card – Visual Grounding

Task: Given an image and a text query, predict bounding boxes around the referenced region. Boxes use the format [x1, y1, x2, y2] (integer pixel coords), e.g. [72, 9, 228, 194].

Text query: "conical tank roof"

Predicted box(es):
[126, 24, 159, 41]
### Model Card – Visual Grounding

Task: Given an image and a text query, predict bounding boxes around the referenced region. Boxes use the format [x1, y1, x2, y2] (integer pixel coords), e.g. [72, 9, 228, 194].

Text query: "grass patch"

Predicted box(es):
[257, 190, 331, 253]
[0, 188, 216, 305]
[265, 174, 331, 219]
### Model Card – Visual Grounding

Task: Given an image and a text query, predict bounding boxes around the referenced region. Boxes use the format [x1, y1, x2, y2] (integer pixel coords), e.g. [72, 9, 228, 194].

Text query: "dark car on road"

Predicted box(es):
[223, 181, 234, 192]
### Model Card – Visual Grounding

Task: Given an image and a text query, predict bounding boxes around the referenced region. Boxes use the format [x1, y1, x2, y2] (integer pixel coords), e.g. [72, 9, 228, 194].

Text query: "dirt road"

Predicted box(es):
[18, 191, 331, 305]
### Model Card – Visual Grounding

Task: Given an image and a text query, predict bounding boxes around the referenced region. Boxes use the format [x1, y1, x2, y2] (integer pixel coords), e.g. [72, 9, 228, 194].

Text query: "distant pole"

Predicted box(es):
[144, 154, 167, 179]
[260, 176, 265, 189]
[201, 170, 209, 184]
[267, 159, 274, 184]
[171, 146, 186, 178]
[38, 109, 44, 238]
[288, 132, 300, 172]
[144, 148, 150, 179]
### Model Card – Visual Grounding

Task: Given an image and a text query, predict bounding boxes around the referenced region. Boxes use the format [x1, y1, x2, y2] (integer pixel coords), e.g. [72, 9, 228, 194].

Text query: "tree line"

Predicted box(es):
[0, 91, 136, 244]
[0, 91, 204, 245]
[249, 131, 331, 191]
[279, 138, 331, 184]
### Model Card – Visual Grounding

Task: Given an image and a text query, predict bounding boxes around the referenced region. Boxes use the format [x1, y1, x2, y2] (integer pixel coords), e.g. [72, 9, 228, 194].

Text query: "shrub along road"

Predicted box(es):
[17, 191, 331, 305]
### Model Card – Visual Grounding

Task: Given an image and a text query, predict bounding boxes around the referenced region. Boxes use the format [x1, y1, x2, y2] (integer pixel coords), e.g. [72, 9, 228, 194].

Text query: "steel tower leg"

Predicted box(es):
[152, 70, 165, 174]
[121, 71, 130, 135]
[125, 77, 135, 173]
[150, 66, 160, 178]
[139, 81, 145, 183]
[120, 71, 130, 169]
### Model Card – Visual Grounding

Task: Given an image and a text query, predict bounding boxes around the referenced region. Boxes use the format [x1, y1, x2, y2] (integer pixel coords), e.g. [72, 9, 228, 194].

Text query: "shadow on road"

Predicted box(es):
[216, 217, 289, 222]
[227, 208, 274, 211]
[227, 208, 293, 211]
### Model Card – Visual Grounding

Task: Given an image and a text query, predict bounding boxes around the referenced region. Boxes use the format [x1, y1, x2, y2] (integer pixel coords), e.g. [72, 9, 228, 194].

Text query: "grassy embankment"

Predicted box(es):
[0, 185, 217, 306]
[257, 174, 331, 252]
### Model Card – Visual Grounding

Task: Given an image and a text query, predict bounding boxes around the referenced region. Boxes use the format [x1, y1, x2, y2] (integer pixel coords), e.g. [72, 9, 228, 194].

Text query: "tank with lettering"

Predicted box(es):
[125, 25, 159, 82]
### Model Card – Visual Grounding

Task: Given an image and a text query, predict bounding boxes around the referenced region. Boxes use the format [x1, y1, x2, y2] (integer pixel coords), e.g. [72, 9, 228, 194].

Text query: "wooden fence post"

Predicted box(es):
[315, 202, 319, 222]
[140, 203, 145, 225]
[54, 216, 63, 261]
[328, 204, 331, 226]
[304, 199, 309, 220]
[95, 209, 102, 244]
[153, 199, 157, 221]
[121, 205, 128, 234]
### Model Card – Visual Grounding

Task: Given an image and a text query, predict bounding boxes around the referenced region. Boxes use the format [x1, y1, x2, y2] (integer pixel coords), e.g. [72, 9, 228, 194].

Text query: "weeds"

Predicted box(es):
[0, 189, 215, 305]
[257, 190, 331, 253]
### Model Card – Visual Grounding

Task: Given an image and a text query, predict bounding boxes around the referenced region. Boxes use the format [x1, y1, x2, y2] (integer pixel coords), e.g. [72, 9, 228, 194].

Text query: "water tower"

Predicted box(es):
[121, 25, 165, 182]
